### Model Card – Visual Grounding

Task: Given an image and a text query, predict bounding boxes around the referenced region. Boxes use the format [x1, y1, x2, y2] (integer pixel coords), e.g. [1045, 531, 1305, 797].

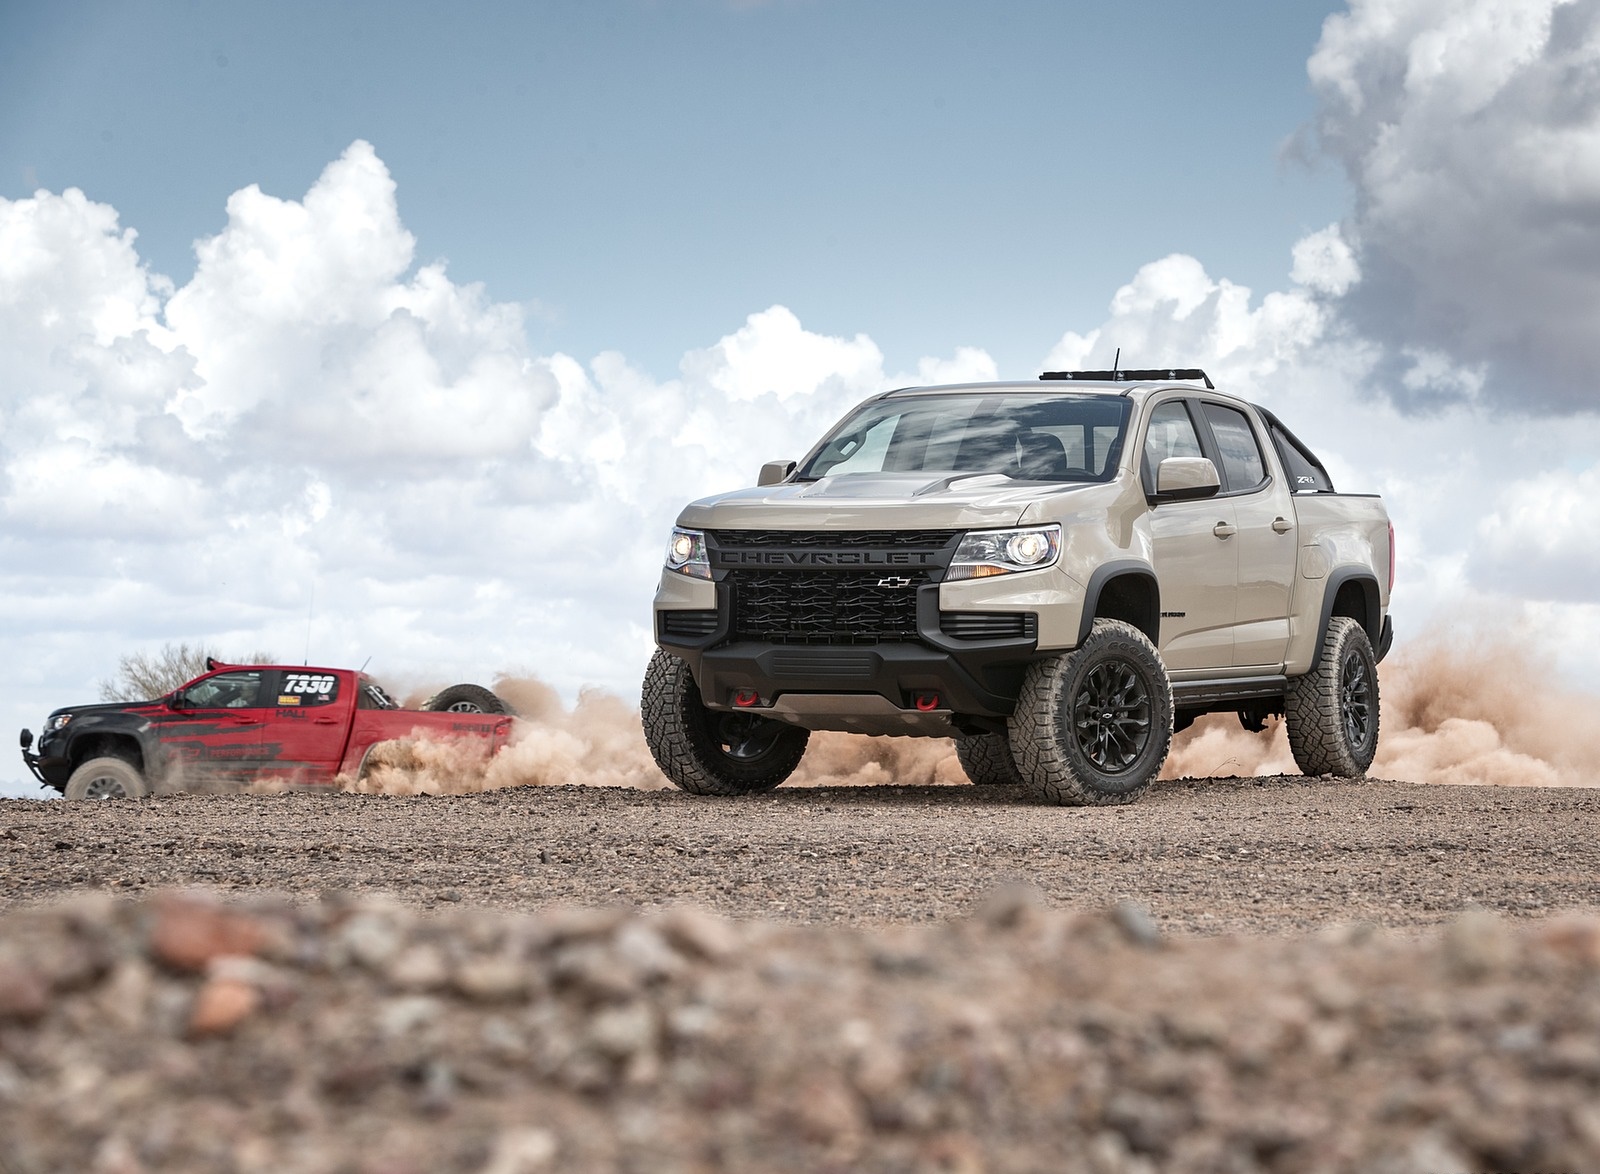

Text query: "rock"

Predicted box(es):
[188, 977, 260, 1037]
[1536, 916, 1600, 968]
[150, 894, 266, 973]
[477, 1127, 557, 1174]
[1441, 909, 1514, 979]
[339, 912, 405, 971]
[0, 959, 49, 1021]
[974, 884, 1047, 930]
[656, 907, 739, 961]
[613, 923, 684, 982]
[586, 1002, 656, 1060]
[1111, 900, 1161, 948]
[453, 956, 528, 1002]
[387, 944, 449, 991]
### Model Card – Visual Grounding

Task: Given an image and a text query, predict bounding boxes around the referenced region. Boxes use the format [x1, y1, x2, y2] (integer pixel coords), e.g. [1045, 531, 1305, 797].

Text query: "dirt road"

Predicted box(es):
[5, 774, 1597, 933]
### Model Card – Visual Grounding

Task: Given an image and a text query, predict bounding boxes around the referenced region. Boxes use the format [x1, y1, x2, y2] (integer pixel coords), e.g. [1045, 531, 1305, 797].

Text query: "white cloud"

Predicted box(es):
[1290, 224, 1360, 297]
[0, 143, 1003, 744]
[1307, 0, 1600, 410]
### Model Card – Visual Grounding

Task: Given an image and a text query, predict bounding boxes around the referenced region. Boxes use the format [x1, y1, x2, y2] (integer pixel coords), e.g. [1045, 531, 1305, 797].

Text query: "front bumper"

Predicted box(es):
[659, 580, 1042, 727]
[19, 743, 67, 788]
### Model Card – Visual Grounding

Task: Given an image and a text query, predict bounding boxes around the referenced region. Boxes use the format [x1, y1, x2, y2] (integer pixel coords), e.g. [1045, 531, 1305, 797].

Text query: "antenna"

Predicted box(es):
[304, 580, 315, 666]
[358, 655, 371, 674]
[1112, 347, 1121, 374]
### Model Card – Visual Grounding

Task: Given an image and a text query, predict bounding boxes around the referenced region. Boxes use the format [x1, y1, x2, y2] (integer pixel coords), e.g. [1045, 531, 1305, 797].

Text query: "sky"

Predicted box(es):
[4, 0, 1600, 796]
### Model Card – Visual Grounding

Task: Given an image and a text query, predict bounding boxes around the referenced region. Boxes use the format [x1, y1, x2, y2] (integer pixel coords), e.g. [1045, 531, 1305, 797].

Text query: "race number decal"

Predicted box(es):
[281, 673, 339, 705]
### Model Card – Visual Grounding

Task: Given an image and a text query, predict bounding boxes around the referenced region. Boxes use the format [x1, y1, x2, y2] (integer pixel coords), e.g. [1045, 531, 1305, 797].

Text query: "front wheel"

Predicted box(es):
[1285, 616, 1379, 776]
[1008, 619, 1174, 806]
[641, 650, 808, 795]
[64, 757, 150, 800]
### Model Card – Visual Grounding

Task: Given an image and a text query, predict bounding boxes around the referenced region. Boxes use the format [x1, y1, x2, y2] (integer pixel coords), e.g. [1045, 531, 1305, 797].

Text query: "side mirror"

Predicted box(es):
[1155, 457, 1222, 502]
[167, 690, 190, 711]
[20, 729, 33, 751]
[757, 459, 797, 487]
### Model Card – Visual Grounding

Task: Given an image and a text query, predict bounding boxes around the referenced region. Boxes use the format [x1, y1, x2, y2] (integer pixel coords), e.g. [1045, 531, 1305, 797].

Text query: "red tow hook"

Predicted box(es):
[732, 689, 761, 708]
[914, 692, 941, 712]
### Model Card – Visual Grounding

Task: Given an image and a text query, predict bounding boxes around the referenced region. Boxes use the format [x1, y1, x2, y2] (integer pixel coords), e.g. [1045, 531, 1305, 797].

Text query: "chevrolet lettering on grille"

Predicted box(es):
[714, 550, 937, 568]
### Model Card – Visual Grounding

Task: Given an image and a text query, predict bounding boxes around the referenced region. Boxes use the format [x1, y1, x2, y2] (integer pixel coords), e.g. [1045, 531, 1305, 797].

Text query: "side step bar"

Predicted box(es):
[1171, 675, 1287, 709]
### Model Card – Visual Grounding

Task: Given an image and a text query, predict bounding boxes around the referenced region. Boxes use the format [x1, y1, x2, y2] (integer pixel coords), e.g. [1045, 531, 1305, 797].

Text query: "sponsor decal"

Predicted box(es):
[283, 673, 336, 695]
[278, 695, 301, 706]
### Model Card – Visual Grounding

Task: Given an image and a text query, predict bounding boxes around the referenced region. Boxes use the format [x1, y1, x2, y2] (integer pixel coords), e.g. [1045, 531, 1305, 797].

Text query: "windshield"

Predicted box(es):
[796, 392, 1131, 483]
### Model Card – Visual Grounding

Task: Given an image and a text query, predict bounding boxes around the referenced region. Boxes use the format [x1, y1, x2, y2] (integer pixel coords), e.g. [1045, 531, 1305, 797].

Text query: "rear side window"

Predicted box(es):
[277, 672, 340, 708]
[1265, 418, 1335, 493]
[1200, 403, 1267, 492]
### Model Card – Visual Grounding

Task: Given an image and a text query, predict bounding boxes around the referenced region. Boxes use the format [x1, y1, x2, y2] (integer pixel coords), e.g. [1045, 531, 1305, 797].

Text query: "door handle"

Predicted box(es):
[313, 717, 339, 725]
[1272, 516, 1293, 534]
[1213, 521, 1236, 539]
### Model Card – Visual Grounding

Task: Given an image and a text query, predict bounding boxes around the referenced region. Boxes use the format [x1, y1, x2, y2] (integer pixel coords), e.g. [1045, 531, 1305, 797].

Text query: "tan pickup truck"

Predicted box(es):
[644, 369, 1394, 805]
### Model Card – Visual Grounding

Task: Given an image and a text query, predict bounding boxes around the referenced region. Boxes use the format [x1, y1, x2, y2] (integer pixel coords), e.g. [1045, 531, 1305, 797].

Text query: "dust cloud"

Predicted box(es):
[1165, 630, 1600, 788]
[344, 630, 1600, 796]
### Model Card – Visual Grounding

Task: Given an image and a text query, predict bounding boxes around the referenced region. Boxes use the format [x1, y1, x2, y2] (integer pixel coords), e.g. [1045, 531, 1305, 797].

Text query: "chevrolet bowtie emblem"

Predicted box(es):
[877, 576, 914, 588]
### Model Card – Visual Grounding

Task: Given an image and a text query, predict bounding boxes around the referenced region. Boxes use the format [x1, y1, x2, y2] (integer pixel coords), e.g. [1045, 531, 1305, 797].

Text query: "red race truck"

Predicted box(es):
[18, 661, 515, 799]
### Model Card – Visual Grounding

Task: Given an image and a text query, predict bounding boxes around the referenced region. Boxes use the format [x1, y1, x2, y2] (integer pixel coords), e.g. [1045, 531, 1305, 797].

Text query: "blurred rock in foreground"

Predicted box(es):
[2, 889, 1599, 1173]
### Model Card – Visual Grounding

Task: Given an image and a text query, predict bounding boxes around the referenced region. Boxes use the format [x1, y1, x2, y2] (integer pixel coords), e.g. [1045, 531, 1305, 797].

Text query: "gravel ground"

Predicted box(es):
[4, 775, 1600, 1173]
[4, 775, 1599, 933]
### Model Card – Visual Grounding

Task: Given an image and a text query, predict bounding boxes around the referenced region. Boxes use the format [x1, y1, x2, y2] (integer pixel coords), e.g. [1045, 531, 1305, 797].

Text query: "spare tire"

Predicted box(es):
[421, 683, 511, 715]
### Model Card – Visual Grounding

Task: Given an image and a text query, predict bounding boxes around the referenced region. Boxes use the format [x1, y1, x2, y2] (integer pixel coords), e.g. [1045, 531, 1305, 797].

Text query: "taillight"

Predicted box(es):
[1387, 522, 1396, 594]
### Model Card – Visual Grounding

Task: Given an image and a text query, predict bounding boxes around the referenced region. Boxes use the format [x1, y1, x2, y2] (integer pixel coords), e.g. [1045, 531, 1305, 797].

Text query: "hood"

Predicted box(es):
[45, 699, 165, 726]
[678, 472, 1105, 531]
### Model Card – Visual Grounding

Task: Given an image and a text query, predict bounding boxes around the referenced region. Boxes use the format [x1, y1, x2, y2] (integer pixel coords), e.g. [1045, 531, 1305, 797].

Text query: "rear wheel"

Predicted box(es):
[64, 757, 150, 800]
[955, 733, 1024, 786]
[641, 650, 808, 795]
[422, 684, 510, 715]
[1286, 616, 1379, 776]
[1009, 619, 1174, 806]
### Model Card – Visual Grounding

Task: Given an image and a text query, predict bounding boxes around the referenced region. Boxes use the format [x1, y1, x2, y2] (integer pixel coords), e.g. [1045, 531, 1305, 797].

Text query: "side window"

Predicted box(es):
[1267, 421, 1334, 493]
[186, 671, 266, 710]
[1200, 403, 1267, 492]
[1142, 400, 1204, 489]
[278, 672, 340, 708]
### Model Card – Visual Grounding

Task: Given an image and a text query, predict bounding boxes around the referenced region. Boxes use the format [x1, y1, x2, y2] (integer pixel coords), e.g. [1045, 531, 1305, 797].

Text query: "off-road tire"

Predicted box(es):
[64, 756, 150, 800]
[641, 650, 808, 795]
[423, 684, 510, 715]
[1286, 616, 1379, 777]
[955, 734, 1025, 786]
[1009, 619, 1174, 806]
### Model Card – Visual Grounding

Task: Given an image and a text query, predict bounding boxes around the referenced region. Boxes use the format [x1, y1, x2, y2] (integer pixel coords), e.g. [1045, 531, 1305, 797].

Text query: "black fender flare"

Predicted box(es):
[1075, 560, 1162, 648]
[1310, 569, 1383, 671]
[64, 724, 150, 774]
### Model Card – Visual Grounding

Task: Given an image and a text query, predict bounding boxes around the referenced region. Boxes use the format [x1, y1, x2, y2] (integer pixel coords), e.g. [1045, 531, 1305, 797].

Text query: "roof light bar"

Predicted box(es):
[1040, 368, 1214, 389]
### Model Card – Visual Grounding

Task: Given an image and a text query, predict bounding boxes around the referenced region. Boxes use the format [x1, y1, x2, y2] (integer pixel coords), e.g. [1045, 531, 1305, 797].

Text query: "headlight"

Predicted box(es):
[45, 713, 73, 733]
[665, 527, 711, 579]
[945, 525, 1061, 581]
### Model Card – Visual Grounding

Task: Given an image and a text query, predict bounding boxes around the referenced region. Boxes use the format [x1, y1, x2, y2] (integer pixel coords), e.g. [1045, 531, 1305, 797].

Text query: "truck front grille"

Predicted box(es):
[729, 571, 924, 644]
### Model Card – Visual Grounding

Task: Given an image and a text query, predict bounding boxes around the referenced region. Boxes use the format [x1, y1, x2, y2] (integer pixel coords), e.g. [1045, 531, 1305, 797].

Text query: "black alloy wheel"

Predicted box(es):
[713, 711, 793, 763]
[1071, 661, 1153, 774]
[1341, 649, 1374, 752]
